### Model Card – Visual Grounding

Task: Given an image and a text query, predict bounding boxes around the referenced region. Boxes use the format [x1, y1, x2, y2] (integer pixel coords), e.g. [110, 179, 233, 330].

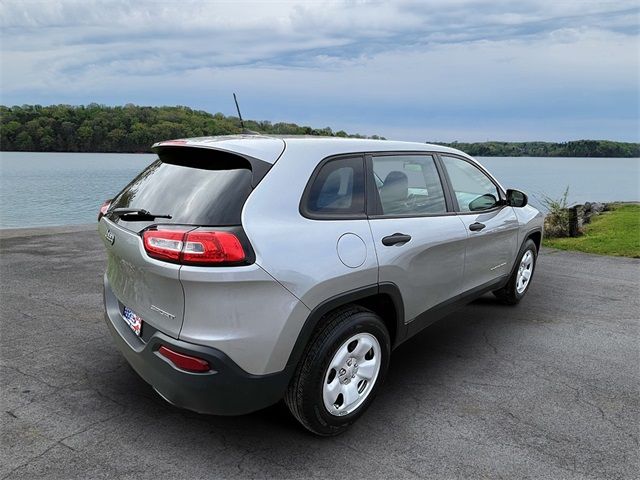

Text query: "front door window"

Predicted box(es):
[440, 155, 500, 212]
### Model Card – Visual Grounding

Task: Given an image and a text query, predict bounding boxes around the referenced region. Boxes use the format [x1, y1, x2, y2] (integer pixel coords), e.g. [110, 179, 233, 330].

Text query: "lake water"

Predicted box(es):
[0, 151, 638, 229]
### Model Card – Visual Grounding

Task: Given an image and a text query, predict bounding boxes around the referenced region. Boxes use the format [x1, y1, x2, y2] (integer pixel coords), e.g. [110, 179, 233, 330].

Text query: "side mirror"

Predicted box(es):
[506, 189, 528, 208]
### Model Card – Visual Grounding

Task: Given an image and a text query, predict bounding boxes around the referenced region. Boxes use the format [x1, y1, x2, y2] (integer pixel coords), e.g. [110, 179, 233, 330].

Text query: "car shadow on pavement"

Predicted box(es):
[102, 293, 513, 440]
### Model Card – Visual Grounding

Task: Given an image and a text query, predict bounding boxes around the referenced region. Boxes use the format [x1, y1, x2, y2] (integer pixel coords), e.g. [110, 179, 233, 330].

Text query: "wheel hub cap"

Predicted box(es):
[516, 250, 534, 294]
[339, 359, 359, 384]
[322, 333, 381, 416]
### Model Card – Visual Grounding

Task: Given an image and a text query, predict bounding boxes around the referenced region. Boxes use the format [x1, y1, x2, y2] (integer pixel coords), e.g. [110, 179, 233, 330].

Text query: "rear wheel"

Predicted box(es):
[285, 306, 390, 436]
[493, 239, 537, 305]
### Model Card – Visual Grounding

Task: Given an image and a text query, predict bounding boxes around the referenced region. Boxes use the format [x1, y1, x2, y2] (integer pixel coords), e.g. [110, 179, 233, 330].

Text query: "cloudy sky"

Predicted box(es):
[1, 0, 638, 141]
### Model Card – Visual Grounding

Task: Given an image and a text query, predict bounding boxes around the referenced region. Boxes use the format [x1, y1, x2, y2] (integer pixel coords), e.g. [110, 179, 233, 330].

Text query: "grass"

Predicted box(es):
[543, 203, 640, 258]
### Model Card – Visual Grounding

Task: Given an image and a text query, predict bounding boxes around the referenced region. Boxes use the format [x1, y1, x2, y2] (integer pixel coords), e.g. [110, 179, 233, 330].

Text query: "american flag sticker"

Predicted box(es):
[122, 307, 143, 336]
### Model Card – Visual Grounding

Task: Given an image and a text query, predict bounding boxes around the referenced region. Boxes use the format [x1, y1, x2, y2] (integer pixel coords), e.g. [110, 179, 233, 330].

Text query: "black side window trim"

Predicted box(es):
[299, 150, 506, 220]
[435, 153, 506, 214]
[365, 151, 455, 219]
[299, 154, 368, 220]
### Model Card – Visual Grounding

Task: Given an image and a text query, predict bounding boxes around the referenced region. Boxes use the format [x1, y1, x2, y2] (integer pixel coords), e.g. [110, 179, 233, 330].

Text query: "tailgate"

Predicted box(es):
[99, 218, 184, 337]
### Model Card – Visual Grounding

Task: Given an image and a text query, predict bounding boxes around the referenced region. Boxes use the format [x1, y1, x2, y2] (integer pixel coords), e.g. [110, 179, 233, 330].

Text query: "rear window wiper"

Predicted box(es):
[110, 208, 172, 220]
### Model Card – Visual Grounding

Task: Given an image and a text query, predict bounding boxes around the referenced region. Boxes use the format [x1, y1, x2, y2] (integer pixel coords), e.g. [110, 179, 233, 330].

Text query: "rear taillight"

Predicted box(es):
[143, 230, 185, 263]
[142, 229, 246, 265]
[158, 345, 210, 373]
[182, 231, 245, 264]
[98, 199, 111, 221]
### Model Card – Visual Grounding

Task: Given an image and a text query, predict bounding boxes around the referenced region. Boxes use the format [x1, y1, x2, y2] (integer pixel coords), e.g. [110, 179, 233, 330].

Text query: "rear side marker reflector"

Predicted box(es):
[158, 345, 210, 373]
[142, 229, 245, 265]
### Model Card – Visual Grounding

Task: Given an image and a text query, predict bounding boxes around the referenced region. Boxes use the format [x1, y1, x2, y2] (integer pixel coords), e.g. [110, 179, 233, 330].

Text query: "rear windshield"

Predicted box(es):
[108, 152, 253, 230]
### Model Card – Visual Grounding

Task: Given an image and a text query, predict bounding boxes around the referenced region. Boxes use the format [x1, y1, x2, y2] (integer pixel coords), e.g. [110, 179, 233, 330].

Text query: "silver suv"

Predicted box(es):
[99, 135, 543, 435]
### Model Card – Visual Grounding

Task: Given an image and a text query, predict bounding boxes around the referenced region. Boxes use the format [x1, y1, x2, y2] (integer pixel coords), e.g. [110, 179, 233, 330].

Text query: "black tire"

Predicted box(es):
[493, 239, 538, 305]
[284, 305, 390, 436]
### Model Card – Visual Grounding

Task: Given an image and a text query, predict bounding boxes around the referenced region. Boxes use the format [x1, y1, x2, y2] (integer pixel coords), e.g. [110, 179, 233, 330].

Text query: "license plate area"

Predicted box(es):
[122, 306, 143, 337]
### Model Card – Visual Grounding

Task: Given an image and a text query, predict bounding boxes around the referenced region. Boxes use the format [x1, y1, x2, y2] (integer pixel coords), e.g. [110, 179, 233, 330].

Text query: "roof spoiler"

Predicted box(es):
[151, 144, 272, 188]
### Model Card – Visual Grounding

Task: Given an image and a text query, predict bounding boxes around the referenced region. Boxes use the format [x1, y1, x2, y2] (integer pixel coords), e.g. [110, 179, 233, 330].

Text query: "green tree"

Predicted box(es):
[14, 131, 34, 150]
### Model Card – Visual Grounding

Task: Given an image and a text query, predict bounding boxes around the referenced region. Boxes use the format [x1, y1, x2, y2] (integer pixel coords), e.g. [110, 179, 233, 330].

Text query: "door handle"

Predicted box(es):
[469, 222, 486, 232]
[382, 233, 412, 246]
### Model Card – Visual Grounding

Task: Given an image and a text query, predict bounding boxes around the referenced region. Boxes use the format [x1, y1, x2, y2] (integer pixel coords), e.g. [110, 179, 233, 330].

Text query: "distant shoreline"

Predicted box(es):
[2, 104, 638, 158]
[432, 140, 640, 158]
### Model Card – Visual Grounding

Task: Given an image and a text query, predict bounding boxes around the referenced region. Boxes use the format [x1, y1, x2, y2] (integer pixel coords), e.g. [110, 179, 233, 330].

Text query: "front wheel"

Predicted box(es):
[493, 239, 538, 305]
[284, 306, 390, 436]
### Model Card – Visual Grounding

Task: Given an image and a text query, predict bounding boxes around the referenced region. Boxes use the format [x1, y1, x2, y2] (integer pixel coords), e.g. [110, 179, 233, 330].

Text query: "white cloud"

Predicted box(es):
[0, 0, 638, 140]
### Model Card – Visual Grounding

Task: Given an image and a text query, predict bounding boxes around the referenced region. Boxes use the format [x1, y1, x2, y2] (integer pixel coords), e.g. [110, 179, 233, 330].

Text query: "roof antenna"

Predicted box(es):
[233, 93, 246, 132]
[233, 93, 260, 135]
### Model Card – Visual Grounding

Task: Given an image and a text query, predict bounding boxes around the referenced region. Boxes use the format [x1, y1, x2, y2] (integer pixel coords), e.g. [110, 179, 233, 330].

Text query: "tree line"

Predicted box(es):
[432, 140, 640, 158]
[1, 104, 637, 157]
[0, 104, 383, 153]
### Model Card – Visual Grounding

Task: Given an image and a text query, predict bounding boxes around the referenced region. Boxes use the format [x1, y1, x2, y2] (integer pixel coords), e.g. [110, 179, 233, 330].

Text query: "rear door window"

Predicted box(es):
[372, 155, 446, 215]
[109, 150, 253, 230]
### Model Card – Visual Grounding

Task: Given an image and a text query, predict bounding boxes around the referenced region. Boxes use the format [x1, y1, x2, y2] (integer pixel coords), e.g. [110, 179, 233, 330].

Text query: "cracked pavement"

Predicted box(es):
[1, 226, 639, 479]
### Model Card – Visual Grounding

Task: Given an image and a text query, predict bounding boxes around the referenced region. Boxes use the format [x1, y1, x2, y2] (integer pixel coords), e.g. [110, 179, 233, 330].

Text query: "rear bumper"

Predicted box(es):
[103, 276, 293, 415]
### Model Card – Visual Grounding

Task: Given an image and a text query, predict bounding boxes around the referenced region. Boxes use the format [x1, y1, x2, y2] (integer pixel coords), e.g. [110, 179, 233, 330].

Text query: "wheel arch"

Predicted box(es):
[285, 283, 404, 370]
[525, 228, 542, 252]
[506, 228, 542, 282]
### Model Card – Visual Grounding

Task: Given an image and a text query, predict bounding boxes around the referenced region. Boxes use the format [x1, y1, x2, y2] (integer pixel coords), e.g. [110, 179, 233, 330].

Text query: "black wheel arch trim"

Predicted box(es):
[507, 229, 542, 280]
[285, 282, 405, 370]
[523, 227, 543, 250]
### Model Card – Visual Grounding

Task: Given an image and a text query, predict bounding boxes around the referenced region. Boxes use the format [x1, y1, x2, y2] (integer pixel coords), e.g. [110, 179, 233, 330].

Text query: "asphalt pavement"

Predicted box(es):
[1, 226, 638, 479]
